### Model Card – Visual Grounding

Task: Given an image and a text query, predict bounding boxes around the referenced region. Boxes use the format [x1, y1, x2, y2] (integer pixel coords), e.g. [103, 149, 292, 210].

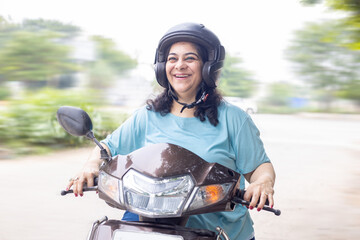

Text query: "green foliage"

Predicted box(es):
[0, 16, 19, 47]
[0, 31, 78, 84]
[91, 35, 137, 75]
[0, 17, 81, 90]
[286, 21, 360, 105]
[328, 0, 360, 50]
[84, 36, 138, 90]
[86, 60, 116, 89]
[300, 0, 322, 5]
[0, 16, 80, 47]
[336, 78, 360, 103]
[0, 84, 11, 100]
[264, 82, 295, 106]
[22, 18, 81, 39]
[0, 88, 128, 156]
[300, 0, 360, 50]
[0, 16, 137, 93]
[218, 54, 257, 98]
[327, 0, 360, 11]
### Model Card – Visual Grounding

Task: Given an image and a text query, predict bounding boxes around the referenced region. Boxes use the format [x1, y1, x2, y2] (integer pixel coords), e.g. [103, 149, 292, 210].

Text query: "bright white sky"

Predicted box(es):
[2, 0, 334, 83]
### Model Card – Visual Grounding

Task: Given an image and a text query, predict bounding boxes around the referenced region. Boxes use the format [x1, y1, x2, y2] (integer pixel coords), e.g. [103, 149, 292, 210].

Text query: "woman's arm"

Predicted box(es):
[243, 162, 276, 210]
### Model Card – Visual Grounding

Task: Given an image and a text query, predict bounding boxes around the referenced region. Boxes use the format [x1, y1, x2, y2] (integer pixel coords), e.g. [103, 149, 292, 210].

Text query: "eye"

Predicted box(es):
[167, 56, 177, 63]
[185, 56, 196, 61]
[185, 54, 200, 62]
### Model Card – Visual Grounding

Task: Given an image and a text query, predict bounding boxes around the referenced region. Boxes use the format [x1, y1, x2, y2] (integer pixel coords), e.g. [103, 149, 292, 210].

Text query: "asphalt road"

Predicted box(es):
[0, 113, 359, 240]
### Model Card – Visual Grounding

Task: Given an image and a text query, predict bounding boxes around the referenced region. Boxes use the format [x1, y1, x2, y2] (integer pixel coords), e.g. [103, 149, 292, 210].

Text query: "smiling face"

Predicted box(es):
[166, 42, 203, 102]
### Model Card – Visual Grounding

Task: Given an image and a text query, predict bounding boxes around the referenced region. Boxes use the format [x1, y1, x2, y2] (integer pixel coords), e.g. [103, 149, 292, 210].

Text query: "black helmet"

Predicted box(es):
[154, 22, 225, 89]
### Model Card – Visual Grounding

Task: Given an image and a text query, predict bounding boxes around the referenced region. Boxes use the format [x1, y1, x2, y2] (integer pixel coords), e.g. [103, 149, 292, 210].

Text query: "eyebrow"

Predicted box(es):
[168, 52, 200, 58]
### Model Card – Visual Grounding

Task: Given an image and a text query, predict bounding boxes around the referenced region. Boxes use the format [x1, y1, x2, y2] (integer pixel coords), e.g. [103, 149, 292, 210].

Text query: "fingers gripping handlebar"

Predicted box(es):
[232, 190, 281, 216]
[61, 177, 99, 196]
[61, 186, 98, 196]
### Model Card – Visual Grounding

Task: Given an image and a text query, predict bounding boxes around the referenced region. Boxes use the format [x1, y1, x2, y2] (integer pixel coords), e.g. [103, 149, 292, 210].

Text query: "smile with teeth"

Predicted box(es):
[174, 74, 191, 78]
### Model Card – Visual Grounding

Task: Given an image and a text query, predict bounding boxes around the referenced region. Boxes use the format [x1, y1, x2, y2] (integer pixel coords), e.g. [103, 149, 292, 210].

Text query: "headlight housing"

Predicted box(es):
[98, 169, 235, 218]
[123, 169, 194, 217]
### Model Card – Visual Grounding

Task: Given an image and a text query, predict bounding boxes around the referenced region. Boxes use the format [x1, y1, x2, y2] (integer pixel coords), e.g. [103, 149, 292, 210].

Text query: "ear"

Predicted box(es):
[154, 62, 167, 88]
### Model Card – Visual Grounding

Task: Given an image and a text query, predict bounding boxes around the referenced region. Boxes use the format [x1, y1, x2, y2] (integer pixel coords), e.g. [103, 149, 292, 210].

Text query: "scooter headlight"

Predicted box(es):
[123, 169, 194, 217]
[187, 183, 234, 211]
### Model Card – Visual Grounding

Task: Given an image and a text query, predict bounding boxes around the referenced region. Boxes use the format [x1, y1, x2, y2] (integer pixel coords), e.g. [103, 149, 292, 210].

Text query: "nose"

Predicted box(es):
[175, 59, 187, 70]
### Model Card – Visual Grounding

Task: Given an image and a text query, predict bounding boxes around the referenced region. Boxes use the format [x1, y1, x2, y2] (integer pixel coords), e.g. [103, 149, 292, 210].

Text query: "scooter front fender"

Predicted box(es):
[87, 218, 217, 240]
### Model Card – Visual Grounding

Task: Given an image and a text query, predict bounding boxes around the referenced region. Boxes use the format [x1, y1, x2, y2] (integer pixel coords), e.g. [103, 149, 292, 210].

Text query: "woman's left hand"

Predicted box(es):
[243, 162, 276, 211]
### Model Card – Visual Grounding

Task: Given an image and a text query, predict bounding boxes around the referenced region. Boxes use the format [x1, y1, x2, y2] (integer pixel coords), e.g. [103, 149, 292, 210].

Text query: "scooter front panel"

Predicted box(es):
[91, 220, 216, 240]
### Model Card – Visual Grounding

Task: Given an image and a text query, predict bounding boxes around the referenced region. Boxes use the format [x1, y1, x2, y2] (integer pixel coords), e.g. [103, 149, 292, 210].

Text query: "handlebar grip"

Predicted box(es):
[233, 189, 281, 216]
[94, 177, 99, 186]
[61, 177, 99, 196]
[60, 186, 98, 195]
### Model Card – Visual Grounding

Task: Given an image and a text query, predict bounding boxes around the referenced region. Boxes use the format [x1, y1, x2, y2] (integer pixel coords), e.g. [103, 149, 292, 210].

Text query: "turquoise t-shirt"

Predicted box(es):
[102, 101, 270, 240]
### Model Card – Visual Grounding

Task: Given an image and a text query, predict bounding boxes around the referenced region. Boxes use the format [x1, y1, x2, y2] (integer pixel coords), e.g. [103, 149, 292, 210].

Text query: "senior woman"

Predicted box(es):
[67, 22, 276, 240]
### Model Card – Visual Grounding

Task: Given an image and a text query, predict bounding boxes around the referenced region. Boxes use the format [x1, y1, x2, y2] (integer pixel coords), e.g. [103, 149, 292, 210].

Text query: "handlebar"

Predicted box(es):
[232, 190, 281, 216]
[61, 186, 98, 196]
[60, 177, 99, 196]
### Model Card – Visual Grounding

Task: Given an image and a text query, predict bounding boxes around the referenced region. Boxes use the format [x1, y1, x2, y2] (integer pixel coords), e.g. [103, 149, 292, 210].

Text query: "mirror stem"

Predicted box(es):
[93, 138, 104, 150]
[86, 131, 111, 163]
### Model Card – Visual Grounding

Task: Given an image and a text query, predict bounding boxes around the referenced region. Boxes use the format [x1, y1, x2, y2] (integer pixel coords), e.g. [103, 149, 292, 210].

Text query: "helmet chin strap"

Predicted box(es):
[168, 83, 209, 113]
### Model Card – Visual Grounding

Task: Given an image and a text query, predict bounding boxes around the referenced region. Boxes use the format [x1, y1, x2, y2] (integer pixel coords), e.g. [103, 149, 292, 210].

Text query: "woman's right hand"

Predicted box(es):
[66, 161, 100, 196]
[66, 144, 110, 196]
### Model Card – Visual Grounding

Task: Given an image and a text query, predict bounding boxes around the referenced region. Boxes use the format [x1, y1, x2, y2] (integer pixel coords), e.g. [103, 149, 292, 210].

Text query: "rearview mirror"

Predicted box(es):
[56, 106, 111, 163]
[56, 106, 93, 138]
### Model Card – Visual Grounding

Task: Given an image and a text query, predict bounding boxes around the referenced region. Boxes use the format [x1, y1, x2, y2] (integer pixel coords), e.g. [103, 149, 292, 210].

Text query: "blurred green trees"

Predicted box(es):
[285, 1, 360, 111]
[0, 31, 77, 87]
[301, 0, 360, 50]
[86, 36, 137, 89]
[0, 17, 137, 89]
[219, 54, 257, 98]
[0, 16, 136, 158]
[92, 36, 137, 75]
[21, 18, 81, 38]
[286, 21, 360, 108]
[0, 17, 81, 88]
[0, 88, 128, 156]
[265, 82, 295, 107]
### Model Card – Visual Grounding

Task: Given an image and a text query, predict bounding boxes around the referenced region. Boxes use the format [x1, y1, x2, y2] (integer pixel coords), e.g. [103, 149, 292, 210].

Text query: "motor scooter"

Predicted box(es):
[57, 106, 280, 240]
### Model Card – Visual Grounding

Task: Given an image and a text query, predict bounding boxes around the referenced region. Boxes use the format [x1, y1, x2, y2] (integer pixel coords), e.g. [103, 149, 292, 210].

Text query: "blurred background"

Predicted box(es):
[0, 0, 359, 239]
[0, 0, 359, 157]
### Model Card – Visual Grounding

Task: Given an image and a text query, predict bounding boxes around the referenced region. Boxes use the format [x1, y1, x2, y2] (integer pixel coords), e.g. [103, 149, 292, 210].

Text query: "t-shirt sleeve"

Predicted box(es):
[101, 107, 147, 156]
[228, 108, 270, 175]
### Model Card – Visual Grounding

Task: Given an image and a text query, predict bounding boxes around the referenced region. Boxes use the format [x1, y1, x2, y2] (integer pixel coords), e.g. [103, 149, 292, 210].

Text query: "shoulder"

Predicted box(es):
[131, 105, 164, 121]
[131, 105, 160, 116]
[218, 100, 250, 126]
[125, 105, 150, 124]
[132, 105, 148, 115]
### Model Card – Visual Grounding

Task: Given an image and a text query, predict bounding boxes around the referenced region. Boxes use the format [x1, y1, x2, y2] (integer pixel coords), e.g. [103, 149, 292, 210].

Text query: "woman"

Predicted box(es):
[67, 23, 276, 240]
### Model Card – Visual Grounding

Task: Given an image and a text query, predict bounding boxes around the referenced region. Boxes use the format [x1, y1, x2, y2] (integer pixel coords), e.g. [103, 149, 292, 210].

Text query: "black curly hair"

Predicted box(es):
[146, 84, 222, 126]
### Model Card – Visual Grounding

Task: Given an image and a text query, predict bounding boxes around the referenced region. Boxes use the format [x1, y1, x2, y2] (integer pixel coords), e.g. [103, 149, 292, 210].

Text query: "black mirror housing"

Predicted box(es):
[56, 106, 93, 137]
